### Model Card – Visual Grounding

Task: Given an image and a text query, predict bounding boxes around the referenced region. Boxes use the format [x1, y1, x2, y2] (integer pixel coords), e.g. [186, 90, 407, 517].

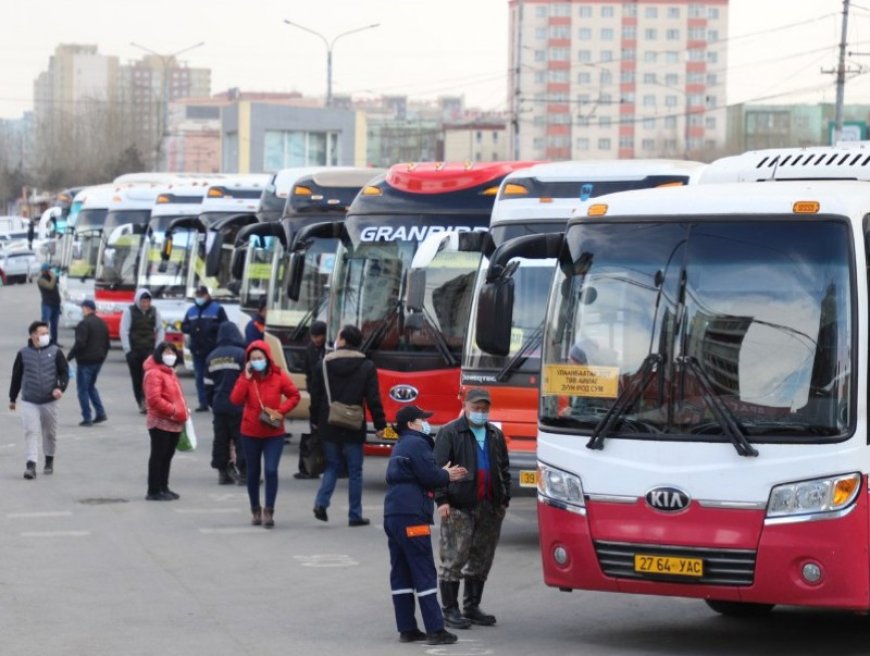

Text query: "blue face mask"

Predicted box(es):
[194, 297, 206, 307]
[250, 359, 267, 372]
[420, 420, 432, 435]
[468, 411, 489, 426]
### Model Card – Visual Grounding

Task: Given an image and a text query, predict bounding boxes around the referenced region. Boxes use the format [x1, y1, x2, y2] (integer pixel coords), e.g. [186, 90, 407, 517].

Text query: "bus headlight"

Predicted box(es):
[537, 462, 585, 510]
[767, 472, 861, 519]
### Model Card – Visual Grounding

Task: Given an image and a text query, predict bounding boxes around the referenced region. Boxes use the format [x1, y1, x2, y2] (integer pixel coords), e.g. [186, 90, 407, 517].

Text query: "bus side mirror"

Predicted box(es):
[231, 247, 246, 281]
[406, 268, 426, 312]
[475, 277, 514, 356]
[159, 233, 173, 273]
[205, 232, 224, 277]
[287, 252, 305, 301]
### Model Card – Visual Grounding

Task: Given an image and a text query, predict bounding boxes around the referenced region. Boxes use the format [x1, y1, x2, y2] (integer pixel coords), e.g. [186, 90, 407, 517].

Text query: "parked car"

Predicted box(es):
[0, 250, 37, 284]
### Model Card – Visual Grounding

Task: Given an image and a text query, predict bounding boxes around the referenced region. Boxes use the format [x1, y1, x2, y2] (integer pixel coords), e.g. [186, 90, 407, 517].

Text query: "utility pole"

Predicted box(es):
[512, 0, 523, 160]
[822, 0, 852, 144]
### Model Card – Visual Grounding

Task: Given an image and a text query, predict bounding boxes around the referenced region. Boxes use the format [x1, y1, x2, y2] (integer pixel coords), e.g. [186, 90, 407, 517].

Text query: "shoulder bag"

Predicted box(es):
[253, 379, 283, 429]
[323, 357, 365, 430]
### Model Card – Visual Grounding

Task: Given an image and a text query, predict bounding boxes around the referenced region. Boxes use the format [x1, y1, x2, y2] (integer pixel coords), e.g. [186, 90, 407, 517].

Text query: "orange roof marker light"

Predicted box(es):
[502, 183, 529, 196]
[293, 186, 313, 196]
[587, 203, 608, 217]
[793, 201, 820, 214]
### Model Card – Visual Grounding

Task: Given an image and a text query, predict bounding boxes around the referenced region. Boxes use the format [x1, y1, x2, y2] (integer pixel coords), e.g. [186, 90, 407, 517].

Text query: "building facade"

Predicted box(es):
[508, 0, 729, 161]
[443, 120, 509, 162]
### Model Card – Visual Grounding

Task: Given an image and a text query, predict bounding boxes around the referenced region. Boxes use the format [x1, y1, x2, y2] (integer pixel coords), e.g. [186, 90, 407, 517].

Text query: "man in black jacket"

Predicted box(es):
[182, 285, 228, 411]
[295, 320, 327, 479]
[433, 388, 510, 630]
[205, 322, 247, 485]
[310, 324, 387, 526]
[67, 299, 110, 426]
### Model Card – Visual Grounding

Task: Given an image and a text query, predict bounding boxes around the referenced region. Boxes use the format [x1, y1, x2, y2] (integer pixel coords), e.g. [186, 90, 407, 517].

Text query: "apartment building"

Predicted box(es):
[508, 0, 729, 160]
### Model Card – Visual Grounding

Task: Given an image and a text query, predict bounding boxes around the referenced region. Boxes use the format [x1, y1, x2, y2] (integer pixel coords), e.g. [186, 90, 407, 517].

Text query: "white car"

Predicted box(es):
[0, 250, 37, 284]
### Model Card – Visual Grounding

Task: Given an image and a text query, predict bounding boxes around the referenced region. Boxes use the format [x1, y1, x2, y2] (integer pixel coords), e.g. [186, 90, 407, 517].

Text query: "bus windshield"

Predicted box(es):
[97, 229, 143, 287]
[541, 219, 854, 442]
[268, 237, 336, 330]
[241, 235, 280, 309]
[68, 230, 102, 278]
[138, 227, 194, 299]
[331, 216, 482, 370]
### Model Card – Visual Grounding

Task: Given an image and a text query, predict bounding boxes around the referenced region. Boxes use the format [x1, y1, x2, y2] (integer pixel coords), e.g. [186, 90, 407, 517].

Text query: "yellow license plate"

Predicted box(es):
[519, 470, 538, 488]
[634, 554, 703, 577]
[382, 426, 398, 440]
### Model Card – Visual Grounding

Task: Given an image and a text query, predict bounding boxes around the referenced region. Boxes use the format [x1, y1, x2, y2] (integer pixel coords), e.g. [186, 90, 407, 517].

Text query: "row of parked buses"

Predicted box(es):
[52, 144, 870, 617]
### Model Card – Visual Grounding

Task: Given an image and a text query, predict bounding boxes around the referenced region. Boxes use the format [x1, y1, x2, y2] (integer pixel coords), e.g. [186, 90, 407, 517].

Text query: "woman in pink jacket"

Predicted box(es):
[143, 342, 188, 501]
[230, 340, 300, 527]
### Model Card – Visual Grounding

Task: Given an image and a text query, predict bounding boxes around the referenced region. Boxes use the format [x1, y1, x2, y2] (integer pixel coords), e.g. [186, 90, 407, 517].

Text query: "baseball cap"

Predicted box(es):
[81, 299, 96, 311]
[195, 285, 209, 296]
[395, 405, 435, 428]
[465, 388, 491, 404]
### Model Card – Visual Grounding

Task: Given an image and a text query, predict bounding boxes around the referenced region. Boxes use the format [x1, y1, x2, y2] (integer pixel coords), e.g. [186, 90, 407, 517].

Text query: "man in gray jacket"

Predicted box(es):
[9, 321, 69, 479]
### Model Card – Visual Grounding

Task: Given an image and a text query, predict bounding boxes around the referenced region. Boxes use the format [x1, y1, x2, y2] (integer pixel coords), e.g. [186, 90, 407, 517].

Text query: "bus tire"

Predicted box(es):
[704, 600, 774, 617]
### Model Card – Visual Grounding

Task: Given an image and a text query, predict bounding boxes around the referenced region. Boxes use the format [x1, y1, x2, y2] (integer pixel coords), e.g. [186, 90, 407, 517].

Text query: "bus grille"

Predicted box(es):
[594, 541, 757, 587]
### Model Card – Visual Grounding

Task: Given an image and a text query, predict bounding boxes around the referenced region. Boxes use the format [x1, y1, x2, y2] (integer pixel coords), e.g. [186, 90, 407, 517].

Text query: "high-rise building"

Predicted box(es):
[508, 0, 728, 161]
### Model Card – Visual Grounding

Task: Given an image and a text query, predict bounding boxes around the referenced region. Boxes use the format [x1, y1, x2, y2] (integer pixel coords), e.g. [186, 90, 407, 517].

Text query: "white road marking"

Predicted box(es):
[198, 527, 262, 534]
[7, 511, 73, 518]
[20, 530, 90, 537]
[293, 554, 359, 567]
[175, 508, 240, 514]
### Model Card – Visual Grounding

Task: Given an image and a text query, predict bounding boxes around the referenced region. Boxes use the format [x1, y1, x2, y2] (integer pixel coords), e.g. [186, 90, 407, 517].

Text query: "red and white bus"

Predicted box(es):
[476, 146, 870, 615]
[288, 161, 534, 451]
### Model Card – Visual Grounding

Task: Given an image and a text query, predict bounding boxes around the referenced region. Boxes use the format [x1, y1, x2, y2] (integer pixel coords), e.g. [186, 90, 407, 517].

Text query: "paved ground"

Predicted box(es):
[2, 282, 870, 656]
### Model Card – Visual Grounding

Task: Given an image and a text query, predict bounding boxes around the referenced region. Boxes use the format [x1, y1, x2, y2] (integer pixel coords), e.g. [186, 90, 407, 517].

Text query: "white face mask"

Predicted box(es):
[37, 334, 50, 348]
[163, 354, 177, 367]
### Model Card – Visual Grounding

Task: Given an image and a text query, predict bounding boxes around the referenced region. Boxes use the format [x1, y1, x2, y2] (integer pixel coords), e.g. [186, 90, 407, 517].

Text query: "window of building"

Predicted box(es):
[598, 137, 612, 150]
[706, 95, 717, 108]
[577, 50, 592, 62]
[707, 73, 718, 86]
[666, 29, 681, 41]
[223, 131, 238, 171]
[552, 3, 571, 17]
[619, 135, 634, 148]
[705, 116, 717, 129]
[534, 50, 546, 62]
[707, 51, 719, 64]
[688, 4, 704, 18]
[264, 130, 339, 169]
[550, 47, 569, 60]
[621, 70, 636, 83]
[643, 94, 656, 107]
[623, 25, 637, 39]
[643, 73, 657, 84]
[576, 137, 590, 150]
[664, 138, 678, 150]
[577, 93, 592, 104]
[578, 28, 592, 40]
[623, 91, 635, 103]
[644, 28, 658, 40]
[664, 116, 677, 129]
[665, 72, 679, 85]
[551, 113, 571, 124]
[600, 50, 614, 62]
[644, 51, 658, 62]
[548, 69, 569, 83]
[600, 93, 613, 104]
[688, 27, 705, 40]
[601, 5, 614, 17]
[665, 51, 680, 63]
[548, 135, 570, 147]
[687, 49, 705, 62]
[708, 30, 719, 42]
[476, 131, 482, 143]
[533, 137, 545, 149]
[535, 5, 548, 17]
[601, 28, 615, 41]
[492, 131, 499, 142]
[688, 114, 704, 126]
[600, 116, 612, 127]
[708, 7, 720, 19]
[550, 25, 570, 39]
[578, 71, 592, 84]
[645, 6, 658, 18]
[687, 72, 704, 84]
[687, 93, 703, 106]
[667, 6, 680, 18]
[534, 71, 546, 83]
[600, 69, 613, 84]
[579, 6, 592, 17]
[623, 3, 637, 17]
[643, 117, 656, 129]
[534, 115, 546, 125]
[535, 27, 547, 40]
[665, 95, 679, 107]
[621, 48, 636, 60]
[577, 116, 591, 126]
[642, 138, 655, 151]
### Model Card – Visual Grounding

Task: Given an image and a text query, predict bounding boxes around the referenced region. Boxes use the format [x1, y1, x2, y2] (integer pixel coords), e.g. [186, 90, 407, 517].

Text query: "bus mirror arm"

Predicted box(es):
[484, 233, 563, 283]
[406, 268, 426, 312]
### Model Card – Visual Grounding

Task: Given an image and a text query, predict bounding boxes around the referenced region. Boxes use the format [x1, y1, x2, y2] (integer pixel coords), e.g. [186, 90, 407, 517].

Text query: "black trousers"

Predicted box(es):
[212, 412, 244, 471]
[127, 349, 151, 405]
[148, 427, 180, 495]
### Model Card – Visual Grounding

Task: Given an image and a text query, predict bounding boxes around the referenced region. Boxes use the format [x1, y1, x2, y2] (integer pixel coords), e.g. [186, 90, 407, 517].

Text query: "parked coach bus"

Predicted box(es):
[287, 161, 535, 452]
[460, 160, 704, 492]
[476, 146, 870, 616]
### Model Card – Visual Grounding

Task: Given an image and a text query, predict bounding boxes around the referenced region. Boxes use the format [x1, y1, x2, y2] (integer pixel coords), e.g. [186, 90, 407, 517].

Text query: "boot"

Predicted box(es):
[263, 507, 275, 529]
[439, 580, 471, 629]
[425, 629, 458, 645]
[44, 455, 54, 475]
[462, 579, 496, 625]
[218, 468, 234, 485]
[251, 506, 262, 526]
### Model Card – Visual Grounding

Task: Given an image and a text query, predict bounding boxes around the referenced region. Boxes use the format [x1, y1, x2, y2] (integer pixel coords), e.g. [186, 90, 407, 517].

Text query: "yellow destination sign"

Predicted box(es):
[543, 364, 619, 398]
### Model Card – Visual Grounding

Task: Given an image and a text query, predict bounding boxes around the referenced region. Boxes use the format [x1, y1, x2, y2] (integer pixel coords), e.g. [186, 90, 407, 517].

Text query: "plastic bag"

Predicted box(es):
[177, 416, 198, 452]
[301, 431, 326, 477]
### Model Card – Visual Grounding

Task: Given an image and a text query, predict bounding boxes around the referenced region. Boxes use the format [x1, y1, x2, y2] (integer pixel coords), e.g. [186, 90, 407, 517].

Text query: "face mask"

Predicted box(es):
[163, 354, 177, 367]
[468, 411, 489, 426]
[37, 334, 50, 348]
[251, 359, 267, 372]
[195, 297, 206, 307]
[420, 420, 432, 435]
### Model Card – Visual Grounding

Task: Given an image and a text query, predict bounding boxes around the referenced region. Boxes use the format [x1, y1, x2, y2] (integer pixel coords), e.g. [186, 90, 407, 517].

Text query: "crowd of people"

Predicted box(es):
[8, 285, 513, 647]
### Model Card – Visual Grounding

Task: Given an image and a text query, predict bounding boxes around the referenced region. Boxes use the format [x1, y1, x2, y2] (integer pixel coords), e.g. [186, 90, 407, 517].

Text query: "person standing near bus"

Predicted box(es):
[295, 320, 327, 479]
[37, 264, 61, 346]
[182, 286, 228, 412]
[67, 299, 110, 426]
[205, 322, 247, 485]
[244, 298, 268, 346]
[120, 289, 165, 413]
[433, 388, 510, 629]
[385, 405, 467, 645]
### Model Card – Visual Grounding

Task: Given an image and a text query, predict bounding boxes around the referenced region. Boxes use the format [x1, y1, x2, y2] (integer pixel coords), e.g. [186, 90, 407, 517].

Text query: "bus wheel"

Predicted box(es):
[705, 600, 775, 617]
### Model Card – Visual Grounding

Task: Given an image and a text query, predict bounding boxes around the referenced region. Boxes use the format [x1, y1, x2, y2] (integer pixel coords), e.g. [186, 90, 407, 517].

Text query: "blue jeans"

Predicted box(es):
[41, 304, 60, 344]
[240, 435, 284, 509]
[315, 441, 364, 521]
[192, 355, 207, 407]
[76, 363, 105, 422]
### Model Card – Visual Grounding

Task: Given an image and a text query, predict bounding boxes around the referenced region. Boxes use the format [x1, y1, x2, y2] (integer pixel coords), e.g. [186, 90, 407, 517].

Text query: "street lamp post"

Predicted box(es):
[130, 41, 205, 171]
[283, 20, 380, 107]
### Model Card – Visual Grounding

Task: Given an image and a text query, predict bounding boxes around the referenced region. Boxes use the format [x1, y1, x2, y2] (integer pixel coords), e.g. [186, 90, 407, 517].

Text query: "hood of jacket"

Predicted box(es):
[143, 354, 172, 374]
[323, 348, 367, 377]
[134, 288, 153, 307]
[218, 322, 244, 347]
[245, 339, 278, 374]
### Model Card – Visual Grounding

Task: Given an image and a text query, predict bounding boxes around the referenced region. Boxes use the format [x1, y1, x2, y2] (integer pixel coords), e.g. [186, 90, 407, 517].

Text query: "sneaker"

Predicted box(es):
[398, 629, 426, 643]
[195, 405, 209, 413]
[162, 489, 180, 500]
[139, 402, 147, 414]
[313, 506, 328, 522]
[79, 420, 93, 427]
[43, 457, 54, 475]
[293, 471, 316, 480]
[23, 461, 36, 480]
[93, 415, 108, 424]
[349, 517, 371, 527]
[218, 469, 235, 485]
[426, 630, 458, 646]
[145, 492, 173, 501]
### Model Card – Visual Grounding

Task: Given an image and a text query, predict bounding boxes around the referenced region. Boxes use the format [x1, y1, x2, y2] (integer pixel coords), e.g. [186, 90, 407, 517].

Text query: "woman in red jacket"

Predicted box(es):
[142, 342, 189, 501]
[230, 340, 300, 527]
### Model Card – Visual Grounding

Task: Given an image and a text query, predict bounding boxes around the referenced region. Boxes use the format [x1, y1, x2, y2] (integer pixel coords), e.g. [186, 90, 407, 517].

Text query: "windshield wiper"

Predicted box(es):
[415, 305, 458, 368]
[360, 300, 402, 354]
[587, 353, 662, 451]
[496, 321, 544, 382]
[289, 294, 328, 342]
[679, 356, 758, 457]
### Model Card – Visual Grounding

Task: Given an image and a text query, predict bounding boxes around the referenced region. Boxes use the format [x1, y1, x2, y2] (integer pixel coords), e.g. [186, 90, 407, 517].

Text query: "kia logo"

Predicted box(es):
[389, 385, 419, 403]
[645, 486, 690, 512]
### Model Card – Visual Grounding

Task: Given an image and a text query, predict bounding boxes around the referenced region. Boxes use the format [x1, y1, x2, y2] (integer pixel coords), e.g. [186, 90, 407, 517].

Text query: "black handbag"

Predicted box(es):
[301, 432, 327, 477]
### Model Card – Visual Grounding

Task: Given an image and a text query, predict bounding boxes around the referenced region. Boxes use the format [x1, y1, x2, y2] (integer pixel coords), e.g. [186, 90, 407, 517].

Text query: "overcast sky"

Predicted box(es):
[2, 0, 868, 119]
